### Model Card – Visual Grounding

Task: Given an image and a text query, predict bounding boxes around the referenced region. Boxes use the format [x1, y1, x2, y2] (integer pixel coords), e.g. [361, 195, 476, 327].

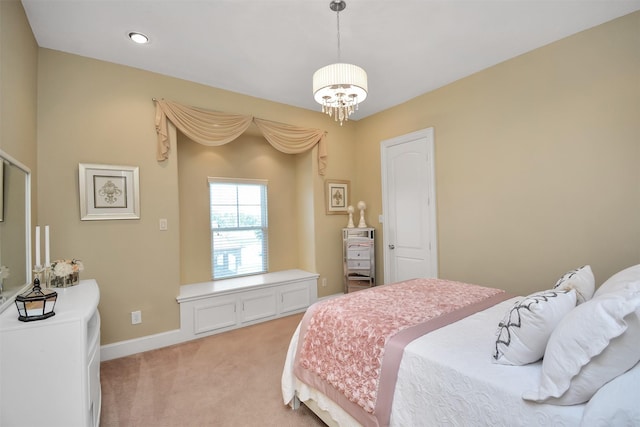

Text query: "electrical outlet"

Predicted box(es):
[131, 310, 142, 324]
[321, 278, 327, 287]
[159, 218, 168, 231]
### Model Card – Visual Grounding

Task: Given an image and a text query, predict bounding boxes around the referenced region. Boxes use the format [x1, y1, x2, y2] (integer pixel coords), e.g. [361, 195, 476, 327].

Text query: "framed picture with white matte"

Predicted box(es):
[79, 163, 140, 220]
[325, 179, 350, 215]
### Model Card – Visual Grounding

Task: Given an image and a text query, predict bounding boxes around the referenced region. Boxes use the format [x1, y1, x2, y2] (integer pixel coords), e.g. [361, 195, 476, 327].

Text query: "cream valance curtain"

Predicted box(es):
[154, 99, 327, 175]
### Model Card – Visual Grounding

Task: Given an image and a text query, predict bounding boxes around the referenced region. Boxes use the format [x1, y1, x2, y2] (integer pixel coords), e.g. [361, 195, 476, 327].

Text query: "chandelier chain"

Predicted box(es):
[336, 8, 341, 62]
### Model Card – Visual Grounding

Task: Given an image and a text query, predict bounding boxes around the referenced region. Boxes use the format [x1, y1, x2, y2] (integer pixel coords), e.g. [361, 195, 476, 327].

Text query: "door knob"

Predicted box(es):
[389, 244, 395, 249]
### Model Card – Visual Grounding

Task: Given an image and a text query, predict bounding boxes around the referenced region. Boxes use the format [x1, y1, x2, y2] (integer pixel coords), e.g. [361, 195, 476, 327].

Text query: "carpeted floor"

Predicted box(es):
[100, 313, 326, 426]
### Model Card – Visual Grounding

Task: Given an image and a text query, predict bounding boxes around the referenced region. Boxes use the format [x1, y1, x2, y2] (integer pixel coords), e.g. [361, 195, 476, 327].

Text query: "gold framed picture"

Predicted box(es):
[325, 179, 350, 215]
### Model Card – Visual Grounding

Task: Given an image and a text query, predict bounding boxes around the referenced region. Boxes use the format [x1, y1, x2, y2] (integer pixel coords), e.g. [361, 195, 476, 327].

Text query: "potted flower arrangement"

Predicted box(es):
[50, 259, 84, 288]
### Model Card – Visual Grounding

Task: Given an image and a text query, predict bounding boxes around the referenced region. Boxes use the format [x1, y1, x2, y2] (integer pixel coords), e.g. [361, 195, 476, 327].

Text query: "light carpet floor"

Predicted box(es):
[100, 313, 326, 426]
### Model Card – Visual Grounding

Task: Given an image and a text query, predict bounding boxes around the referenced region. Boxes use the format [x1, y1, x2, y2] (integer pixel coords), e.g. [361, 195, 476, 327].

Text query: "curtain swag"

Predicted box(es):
[154, 99, 328, 175]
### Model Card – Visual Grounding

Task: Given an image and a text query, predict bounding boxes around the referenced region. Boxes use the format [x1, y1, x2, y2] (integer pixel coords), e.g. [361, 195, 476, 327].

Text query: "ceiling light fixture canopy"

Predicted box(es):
[313, 0, 367, 126]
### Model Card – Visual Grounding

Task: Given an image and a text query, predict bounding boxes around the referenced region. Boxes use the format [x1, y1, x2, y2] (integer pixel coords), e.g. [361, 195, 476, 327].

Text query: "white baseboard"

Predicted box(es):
[100, 291, 344, 361]
[100, 329, 185, 361]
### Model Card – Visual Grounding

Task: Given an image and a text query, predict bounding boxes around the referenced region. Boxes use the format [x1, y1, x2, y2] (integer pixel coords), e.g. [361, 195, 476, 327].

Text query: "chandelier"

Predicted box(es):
[313, 0, 368, 126]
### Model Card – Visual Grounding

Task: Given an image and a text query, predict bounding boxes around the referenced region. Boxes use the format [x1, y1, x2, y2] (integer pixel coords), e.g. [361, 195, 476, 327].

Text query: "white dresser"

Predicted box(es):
[0, 279, 101, 427]
[343, 227, 375, 292]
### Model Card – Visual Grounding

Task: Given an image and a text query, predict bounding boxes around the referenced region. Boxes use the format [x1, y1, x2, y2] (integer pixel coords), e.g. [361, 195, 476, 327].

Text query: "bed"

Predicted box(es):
[281, 265, 640, 427]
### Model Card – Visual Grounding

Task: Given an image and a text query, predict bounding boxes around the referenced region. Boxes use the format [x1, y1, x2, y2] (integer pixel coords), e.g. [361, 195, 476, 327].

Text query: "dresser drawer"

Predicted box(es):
[347, 260, 371, 270]
[346, 247, 370, 259]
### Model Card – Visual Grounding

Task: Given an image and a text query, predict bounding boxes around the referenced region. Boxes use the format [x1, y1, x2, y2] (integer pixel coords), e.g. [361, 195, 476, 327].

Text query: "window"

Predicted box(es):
[209, 178, 268, 279]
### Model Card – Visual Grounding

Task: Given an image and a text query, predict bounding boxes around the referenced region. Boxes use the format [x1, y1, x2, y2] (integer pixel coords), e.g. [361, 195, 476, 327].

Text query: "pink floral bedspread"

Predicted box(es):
[293, 278, 510, 427]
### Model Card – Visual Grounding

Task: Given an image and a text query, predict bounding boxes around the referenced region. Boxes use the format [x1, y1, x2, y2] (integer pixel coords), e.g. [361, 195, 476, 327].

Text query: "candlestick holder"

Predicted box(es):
[42, 266, 53, 289]
[357, 201, 367, 228]
[33, 265, 55, 289]
[347, 205, 355, 228]
[33, 265, 44, 285]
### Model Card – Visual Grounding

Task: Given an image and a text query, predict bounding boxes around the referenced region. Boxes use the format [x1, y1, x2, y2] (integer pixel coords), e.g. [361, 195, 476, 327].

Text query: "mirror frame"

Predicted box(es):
[0, 148, 32, 314]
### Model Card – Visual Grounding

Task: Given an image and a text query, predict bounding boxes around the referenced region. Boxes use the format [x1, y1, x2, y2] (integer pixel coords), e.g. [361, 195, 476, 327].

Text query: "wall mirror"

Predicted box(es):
[0, 149, 31, 314]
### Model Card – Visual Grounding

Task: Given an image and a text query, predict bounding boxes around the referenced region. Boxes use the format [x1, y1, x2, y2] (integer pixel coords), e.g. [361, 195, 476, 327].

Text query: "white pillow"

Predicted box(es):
[553, 265, 595, 304]
[594, 264, 640, 297]
[523, 283, 640, 405]
[581, 361, 640, 426]
[493, 289, 576, 365]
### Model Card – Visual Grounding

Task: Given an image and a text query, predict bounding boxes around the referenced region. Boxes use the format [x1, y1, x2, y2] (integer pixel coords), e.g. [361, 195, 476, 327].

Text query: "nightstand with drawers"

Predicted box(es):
[342, 227, 375, 293]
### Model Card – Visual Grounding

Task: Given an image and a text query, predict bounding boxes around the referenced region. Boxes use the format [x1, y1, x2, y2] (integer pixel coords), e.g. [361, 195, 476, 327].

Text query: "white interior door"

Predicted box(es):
[380, 128, 437, 284]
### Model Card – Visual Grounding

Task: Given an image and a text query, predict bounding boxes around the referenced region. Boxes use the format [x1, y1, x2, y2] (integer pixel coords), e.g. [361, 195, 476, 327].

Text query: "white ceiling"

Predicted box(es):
[21, 0, 640, 120]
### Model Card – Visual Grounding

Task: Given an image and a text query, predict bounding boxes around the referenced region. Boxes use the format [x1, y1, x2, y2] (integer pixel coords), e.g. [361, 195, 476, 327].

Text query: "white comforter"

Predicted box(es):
[282, 297, 586, 426]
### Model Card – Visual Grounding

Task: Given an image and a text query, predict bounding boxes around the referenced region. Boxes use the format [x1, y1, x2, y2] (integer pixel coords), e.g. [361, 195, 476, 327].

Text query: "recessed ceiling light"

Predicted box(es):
[128, 32, 149, 44]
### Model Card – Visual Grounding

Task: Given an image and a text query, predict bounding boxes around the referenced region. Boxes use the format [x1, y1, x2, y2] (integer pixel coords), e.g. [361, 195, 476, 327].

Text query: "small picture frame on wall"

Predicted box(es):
[79, 163, 140, 220]
[325, 179, 350, 215]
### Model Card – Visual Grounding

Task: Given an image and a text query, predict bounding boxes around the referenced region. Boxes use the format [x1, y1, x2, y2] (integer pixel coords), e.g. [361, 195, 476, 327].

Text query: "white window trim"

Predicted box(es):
[208, 177, 269, 280]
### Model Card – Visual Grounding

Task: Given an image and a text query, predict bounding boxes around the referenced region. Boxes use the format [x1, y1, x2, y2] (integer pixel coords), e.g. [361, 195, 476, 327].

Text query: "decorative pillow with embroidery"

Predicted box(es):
[493, 289, 576, 365]
[553, 265, 595, 304]
[523, 282, 640, 405]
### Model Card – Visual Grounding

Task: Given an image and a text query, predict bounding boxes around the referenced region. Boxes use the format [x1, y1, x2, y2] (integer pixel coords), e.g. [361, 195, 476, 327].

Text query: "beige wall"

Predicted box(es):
[8, 0, 639, 346]
[356, 11, 640, 296]
[0, 1, 38, 303]
[0, 0, 38, 208]
[35, 49, 355, 344]
[178, 133, 300, 283]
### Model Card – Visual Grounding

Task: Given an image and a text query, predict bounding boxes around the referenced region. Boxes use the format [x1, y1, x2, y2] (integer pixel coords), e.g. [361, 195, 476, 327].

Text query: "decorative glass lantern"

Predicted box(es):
[14, 278, 57, 322]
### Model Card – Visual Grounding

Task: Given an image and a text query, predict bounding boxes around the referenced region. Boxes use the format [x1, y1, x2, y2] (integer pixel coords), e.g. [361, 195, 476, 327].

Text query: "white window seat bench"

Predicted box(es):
[177, 269, 318, 339]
